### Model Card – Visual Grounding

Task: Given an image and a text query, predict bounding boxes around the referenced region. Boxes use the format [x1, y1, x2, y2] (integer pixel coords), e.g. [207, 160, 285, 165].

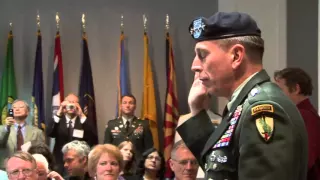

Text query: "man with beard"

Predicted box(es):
[47, 93, 96, 174]
[0, 100, 44, 169]
[104, 94, 153, 158]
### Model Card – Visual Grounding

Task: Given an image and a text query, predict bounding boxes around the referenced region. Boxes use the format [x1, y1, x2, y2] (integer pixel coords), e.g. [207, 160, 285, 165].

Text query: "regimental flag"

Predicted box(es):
[51, 31, 64, 117]
[116, 30, 130, 117]
[0, 30, 17, 125]
[79, 32, 98, 145]
[141, 32, 159, 150]
[31, 30, 45, 130]
[164, 32, 179, 178]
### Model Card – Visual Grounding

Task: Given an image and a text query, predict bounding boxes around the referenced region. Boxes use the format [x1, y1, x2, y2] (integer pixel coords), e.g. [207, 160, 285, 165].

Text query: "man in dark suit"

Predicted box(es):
[47, 93, 97, 174]
[104, 94, 153, 158]
[275, 68, 320, 180]
[177, 12, 308, 180]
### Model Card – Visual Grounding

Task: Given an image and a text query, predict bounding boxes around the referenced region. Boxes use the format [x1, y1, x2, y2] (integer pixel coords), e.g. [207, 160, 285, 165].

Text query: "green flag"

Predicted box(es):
[0, 30, 17, 125]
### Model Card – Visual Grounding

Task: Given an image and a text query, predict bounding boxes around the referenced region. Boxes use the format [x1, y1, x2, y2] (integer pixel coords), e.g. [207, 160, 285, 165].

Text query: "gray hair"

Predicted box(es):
[171, 140, 189, 160]
[32, 154, 49, 173]
[62, 140, 90, 158]
[216, 35, 264, 62]
[12, 99, 30, 112]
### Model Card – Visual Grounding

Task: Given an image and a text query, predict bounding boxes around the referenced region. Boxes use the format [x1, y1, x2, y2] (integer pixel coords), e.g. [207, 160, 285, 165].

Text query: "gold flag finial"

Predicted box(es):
[120, 14, 124, 32]
[82, 13, 86, 32]
[37, 10, 40, 30]
[143, 14, 147, 32]
[165, 14, 170, 31]
[56, 12, 60, 31]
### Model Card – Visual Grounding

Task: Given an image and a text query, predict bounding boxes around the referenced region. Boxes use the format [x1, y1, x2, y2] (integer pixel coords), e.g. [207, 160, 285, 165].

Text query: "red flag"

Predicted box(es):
[52, 31, 64, 117]
[164, 32, 179, 178]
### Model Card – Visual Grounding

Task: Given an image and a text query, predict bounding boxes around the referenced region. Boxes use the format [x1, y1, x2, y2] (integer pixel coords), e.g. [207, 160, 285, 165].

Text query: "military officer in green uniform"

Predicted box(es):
[104, 94, 153, 158]
[177, 12, 308, 180]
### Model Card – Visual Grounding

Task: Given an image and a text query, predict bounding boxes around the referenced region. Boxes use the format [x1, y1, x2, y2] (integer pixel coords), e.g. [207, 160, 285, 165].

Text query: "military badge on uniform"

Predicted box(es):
[190, 18, 205, 39]
[134, 124, 144, 135]
[256, 116, 274, 142]
[213, 105, 243, 148]
[251, 104, 274, 115]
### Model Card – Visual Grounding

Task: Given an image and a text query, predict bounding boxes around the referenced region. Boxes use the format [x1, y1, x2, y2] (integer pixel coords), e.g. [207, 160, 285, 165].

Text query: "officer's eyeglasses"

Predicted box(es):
[8, 168, 35, 177]
[172, 159, 199, 166]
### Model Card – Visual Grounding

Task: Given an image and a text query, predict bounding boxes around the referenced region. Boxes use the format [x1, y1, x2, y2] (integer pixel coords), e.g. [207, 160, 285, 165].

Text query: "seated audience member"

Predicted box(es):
[135, 148, 165, 180]
[6, 151, 38, 180]
[104, 94, 154, 159]
[169, 140, 199, 180]
[28, 141, 57, 171]
[118, 141, 137, 178]
[0, 100, 44, 169]
[88, 144, 124, 180]
[274, 67, 320, 180]
[32, 153, 64, 180]
[47, 93, 97, 174]
[62, 140, 91, 179]
[174, 76, 221, 179]
[0, 169, 8, 180]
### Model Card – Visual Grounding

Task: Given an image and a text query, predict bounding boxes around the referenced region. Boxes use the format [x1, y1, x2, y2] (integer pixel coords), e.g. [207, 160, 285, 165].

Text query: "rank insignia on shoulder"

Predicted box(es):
[251, 104, 274, 115]
[256, 116, 274, 142]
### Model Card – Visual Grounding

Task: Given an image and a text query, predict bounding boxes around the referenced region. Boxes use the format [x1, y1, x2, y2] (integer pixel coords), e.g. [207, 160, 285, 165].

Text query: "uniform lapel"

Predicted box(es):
[24, 125, 33, 142]
[127, 117, 138, 135]
[9, 126, 17, 149]
[201, 70, 270, 156]
[117, 117, 126, 134]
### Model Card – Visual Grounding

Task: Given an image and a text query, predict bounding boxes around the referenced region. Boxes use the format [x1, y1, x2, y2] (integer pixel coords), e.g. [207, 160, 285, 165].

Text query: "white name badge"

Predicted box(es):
[21, 141, 32, 152]
[73, 129, 84, 138]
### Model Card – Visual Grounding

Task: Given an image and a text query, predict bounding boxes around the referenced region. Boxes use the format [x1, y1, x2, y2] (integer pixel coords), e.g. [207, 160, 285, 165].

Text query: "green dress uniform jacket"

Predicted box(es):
[177, 70, 308, 180]
[104, 117, 154, 157]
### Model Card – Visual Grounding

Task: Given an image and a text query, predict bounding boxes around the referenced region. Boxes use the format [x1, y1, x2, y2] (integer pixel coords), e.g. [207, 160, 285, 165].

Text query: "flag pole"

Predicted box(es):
[55, 12, 60, 32]
[82, 13, 86, 34]
[143, 14, 147, 33]
[37, 10, 40, 31]
[120, 14, 124, 33]
[165, 14, 170, 32]
[9, 22, 12, 32]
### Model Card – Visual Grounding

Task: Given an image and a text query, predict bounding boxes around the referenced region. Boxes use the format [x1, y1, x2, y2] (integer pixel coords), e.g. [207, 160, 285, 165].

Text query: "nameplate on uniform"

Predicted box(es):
[251, 104, 274, 115]
[73, 129, 84, 138]
[213, 105, 243, 148]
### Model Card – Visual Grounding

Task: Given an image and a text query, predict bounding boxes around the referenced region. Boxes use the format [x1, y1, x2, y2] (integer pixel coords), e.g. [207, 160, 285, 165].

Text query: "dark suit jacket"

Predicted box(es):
[104, 117, 153, 157]
[177, 70, 308, 180]
[47, 115, 97, 172]
[297, 98, 320, 180]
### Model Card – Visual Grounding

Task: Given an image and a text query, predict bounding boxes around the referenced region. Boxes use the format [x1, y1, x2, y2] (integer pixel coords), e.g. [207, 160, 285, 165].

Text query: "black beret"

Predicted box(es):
[189, 12, 261, 42]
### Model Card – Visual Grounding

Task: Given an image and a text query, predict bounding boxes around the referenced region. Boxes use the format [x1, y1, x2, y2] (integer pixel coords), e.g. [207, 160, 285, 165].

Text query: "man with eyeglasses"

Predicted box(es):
[169, 140, 199, 180]
[6, 151, 38, 180]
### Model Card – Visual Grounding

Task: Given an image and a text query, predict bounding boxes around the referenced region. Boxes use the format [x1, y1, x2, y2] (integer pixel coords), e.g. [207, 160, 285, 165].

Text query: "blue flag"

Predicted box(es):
[116, 32, 130, 117]
[79, 33, 98, 145]
[32, 31, 45, 130]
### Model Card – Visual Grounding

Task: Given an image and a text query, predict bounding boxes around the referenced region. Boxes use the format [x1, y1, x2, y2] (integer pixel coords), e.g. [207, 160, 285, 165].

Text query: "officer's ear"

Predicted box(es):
[229, 44, 245, 70]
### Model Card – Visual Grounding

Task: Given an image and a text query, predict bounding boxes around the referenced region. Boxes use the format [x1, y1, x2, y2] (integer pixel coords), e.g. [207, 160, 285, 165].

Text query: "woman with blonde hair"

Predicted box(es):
[118, 141, 137, 178]
[88, 144, 124, 180]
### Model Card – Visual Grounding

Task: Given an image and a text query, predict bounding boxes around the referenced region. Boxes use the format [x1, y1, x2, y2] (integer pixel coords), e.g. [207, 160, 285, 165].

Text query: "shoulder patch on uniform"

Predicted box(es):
[256, 116, 274, 142]
[251, 104, 274, 115]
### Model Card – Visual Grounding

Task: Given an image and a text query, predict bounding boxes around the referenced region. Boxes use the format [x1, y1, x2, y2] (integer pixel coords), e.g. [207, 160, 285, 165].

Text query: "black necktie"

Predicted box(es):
[68, 121, 73, 140]
[125, 121, 130, 132]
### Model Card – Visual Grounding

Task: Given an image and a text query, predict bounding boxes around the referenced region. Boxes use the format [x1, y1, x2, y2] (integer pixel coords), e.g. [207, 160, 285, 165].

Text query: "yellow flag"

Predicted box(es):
[141, 32, 159, 150]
